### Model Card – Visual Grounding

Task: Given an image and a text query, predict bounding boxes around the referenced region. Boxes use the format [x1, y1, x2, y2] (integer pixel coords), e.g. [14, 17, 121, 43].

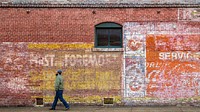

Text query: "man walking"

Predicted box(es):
[50, 70, 70, 110]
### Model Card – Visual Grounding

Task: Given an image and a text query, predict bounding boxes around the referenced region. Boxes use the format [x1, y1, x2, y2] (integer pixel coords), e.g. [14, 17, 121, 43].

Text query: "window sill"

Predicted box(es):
[92, 48, 124, 52]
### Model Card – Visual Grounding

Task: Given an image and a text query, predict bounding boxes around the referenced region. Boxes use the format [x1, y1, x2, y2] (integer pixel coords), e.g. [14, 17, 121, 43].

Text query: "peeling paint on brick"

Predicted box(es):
[123, 22, 200, 105]
[179, 8, 200, 21]
[0, 7, 199, 106]
[0, 42, 122, 106]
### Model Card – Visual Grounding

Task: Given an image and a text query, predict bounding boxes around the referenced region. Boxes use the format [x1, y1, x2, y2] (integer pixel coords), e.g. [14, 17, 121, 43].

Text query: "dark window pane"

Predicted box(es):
[97, 29, 109, 46]
[110, 29, 121, 46]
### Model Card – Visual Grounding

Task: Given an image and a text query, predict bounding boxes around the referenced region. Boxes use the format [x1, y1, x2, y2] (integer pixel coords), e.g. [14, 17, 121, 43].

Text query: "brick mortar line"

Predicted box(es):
[0, 4, 200, 8]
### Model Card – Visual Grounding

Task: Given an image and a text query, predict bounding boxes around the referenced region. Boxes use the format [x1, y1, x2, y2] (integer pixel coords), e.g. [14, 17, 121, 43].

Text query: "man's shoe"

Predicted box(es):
[66, 108, 70, 110]
[49, 108, 55, 110]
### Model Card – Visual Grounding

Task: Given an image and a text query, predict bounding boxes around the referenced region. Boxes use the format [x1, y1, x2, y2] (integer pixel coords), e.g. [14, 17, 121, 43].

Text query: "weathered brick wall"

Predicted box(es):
[0, 43, 33, 106]
[28, 43, 122, 104]
[0, 7, 199, 106]
[0, 8, 177, 42]
[123, 22, 200, 105]
[0, 42, 123, 106]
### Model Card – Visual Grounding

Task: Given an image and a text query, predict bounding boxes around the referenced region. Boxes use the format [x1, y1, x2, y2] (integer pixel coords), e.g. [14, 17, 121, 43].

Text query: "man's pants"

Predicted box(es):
[52, 90, 70, 109]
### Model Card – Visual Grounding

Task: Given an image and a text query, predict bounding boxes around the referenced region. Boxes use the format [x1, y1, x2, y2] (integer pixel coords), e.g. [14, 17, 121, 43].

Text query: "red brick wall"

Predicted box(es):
[0, 8, 177, 42]
[0, 8, 199, 106]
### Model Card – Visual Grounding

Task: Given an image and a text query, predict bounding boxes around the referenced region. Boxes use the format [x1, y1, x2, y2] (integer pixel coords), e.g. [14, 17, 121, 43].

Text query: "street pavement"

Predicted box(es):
[0, 106, 200, 112]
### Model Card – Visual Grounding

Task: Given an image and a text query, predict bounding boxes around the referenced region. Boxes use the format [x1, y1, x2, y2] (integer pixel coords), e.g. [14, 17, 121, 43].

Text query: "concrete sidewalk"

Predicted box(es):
[0, 106, 200, 112]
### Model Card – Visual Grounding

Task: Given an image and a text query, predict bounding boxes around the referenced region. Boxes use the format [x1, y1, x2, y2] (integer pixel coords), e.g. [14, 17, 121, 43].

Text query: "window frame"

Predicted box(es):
[95, 22, 122, 48]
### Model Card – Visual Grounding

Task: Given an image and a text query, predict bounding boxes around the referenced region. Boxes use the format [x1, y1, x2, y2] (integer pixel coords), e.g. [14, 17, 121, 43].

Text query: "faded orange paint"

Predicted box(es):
[146, 35, 200, 98]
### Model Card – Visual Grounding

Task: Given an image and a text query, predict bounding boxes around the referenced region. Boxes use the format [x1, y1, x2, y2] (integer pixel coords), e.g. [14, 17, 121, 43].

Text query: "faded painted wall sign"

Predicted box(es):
[28, 43, 94, 49]
[179, 8, 200, 21]
[29, 53, 119, 67]
[123, 22, 200, 102]
[146, 35, 200, 99]
[124, 31, 146, 97]
[0, 42, 32, 105]
[0, 42, 122, 105]
[28, 43, 122, 104]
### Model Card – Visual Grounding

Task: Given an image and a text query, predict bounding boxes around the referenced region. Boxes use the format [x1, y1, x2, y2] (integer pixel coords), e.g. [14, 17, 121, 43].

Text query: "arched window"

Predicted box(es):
[95, 22, 122, 48]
